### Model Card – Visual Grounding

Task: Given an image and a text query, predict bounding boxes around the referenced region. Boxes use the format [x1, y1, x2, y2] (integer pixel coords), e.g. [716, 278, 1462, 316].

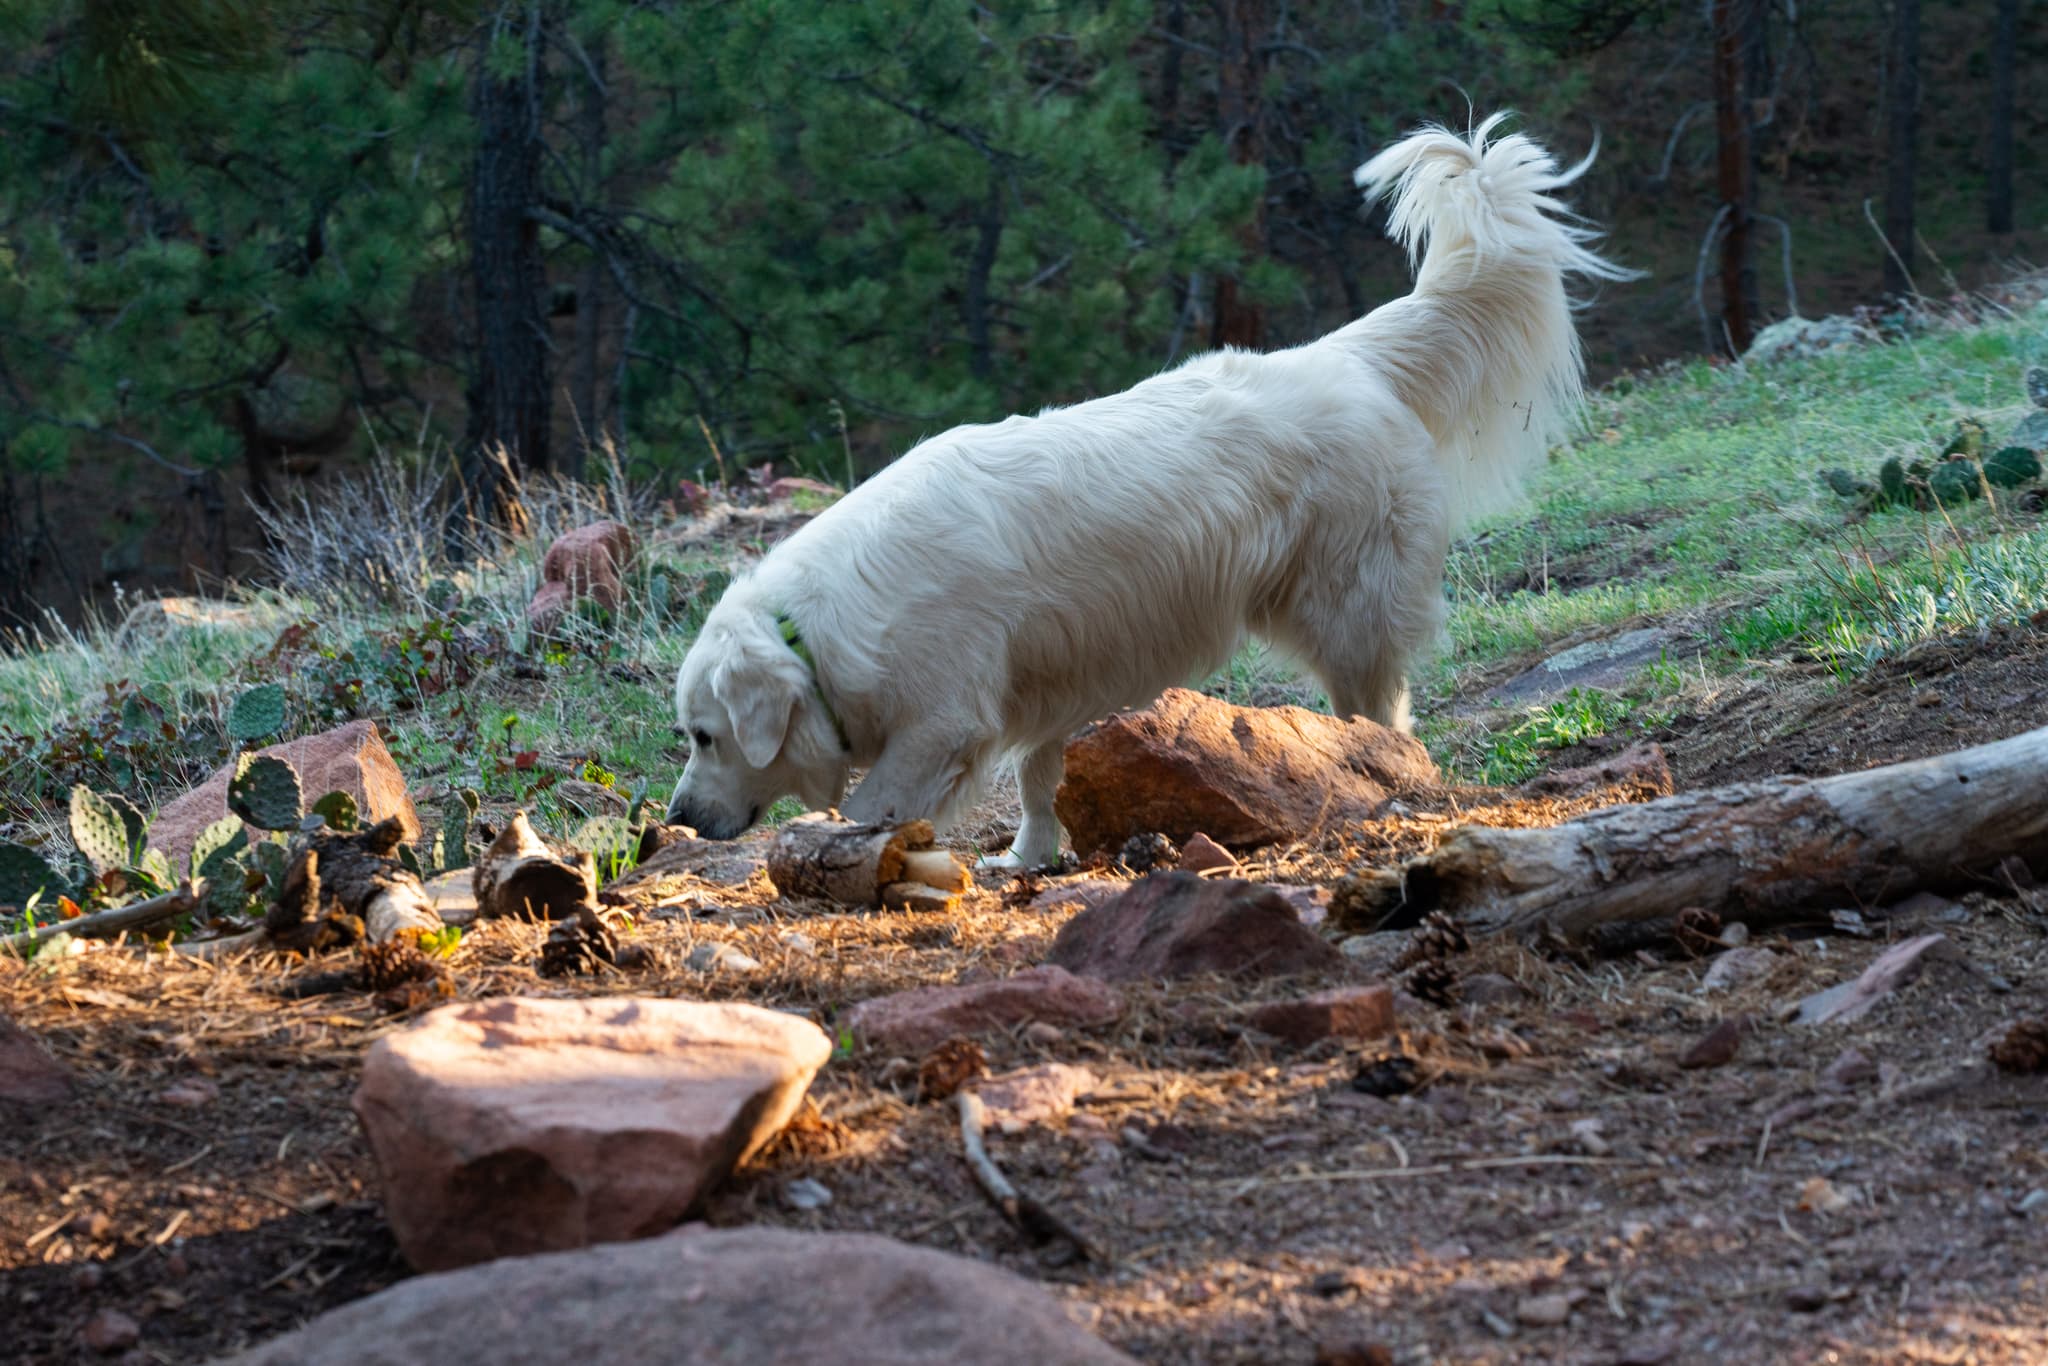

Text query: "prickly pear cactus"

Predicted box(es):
[70, 785, 142, 874]
[136, 847, 176, 892]
[2026, 366, 2048, 409]
[0, 842, 68, 910]
[569, 816, 639, 879]
[1986, 445, 2043, 488]
[228, 684, 288, 743]
[250, 835, 290, 888]
[205, 855, 259, 919]
[190, 817, 246, 882]
[1877, 457, 1909, 509]
[1818, 468, 1871, 499]
[229, 753, 304, 831]
[310, 790, 360, 833]
[1928, 460, 1984, 506]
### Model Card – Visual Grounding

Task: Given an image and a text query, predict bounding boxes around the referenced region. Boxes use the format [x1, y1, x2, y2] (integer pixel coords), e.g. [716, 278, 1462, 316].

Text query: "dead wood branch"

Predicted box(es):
[269, 817, 440, 947]
[472, 811, 598, 920]
[767, 815, 971, 909]
[0, 884, 201, 954]
[956, 1090, 1098, 1264]
[1349, 724, 2048, 943]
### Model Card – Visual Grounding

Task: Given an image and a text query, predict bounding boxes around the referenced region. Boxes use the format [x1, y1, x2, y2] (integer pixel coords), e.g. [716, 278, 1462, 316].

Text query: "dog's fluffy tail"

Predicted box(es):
[1353, 113, 1636, 529]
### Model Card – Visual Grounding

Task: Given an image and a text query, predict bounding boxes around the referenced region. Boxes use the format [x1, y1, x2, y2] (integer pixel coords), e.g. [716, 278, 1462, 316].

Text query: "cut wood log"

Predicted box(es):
[766, 814, 972, 909]
[472, 811, 599, 920]
[1340, 723, 2048, 943]
[0, 884, 201, 955]
[269, 816, 441, 946]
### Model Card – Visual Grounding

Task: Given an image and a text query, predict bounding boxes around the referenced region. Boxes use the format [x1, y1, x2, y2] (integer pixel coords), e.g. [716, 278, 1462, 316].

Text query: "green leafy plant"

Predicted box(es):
[0, 843, 69, 912]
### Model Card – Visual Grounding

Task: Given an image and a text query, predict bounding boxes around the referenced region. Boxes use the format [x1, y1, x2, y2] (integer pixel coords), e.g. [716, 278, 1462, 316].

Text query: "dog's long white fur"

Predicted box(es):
[668, 114, 1632, 864]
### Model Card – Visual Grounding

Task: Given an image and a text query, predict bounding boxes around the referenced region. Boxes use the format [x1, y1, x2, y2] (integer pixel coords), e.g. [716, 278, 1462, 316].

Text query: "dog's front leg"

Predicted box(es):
[839, 727, 977, 830]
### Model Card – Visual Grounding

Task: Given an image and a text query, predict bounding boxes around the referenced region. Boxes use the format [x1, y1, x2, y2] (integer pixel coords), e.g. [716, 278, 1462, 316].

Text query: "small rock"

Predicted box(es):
[1248, 985, 1396, 1047]
[81, 1308, 140, 1355]
[0, 1015, 74, 1106]
[1701, 946, 1778, 993]
[1887, 890, 1970, 924]
[352, 998, 831, 1271]
[1568, 1117, 1610, 1155]
[1514, 1292, 1573, 1327]
[778, 931, 816, 956]
[1046, 872, 1341, 983]
[843, 966, 1124, 1053]
[972, 1064, 1099, 1133]
[1025, 879, 1126, 915]
[529, 520, 635, 635]
[1176, 833, 1238, 873]
[1263, 883, 1332, 925]
[1022, 1022, 1065, 1047]
[1338, 932, 1408, 976]
[1478, 1307, 1518, 1338]
[158, 1078, 220, 1108]
[781, 1178, 833, 1211]
[1785, 1284, 1831, 1313]
[1616, 1334, 1678, 1365]
[1719, 921, 1751, 947]
[1459, 972, 1528, 1006]
[1679, 1018, 1743, 1070]
[1820, 1047, 1876, 1090]
[686, 942, 761, 974]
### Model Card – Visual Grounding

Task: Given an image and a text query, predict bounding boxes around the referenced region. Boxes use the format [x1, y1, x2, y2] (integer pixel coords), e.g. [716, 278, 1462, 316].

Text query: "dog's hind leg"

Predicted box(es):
[983, 739, 1065, 870]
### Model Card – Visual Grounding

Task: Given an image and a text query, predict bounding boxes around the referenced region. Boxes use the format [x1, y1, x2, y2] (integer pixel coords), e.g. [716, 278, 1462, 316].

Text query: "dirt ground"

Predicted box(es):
[5, 646, 2047, 1365]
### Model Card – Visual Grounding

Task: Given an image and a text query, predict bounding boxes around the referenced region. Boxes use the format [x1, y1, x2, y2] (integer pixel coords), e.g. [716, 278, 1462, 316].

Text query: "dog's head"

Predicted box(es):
[665, 602, 849, 838]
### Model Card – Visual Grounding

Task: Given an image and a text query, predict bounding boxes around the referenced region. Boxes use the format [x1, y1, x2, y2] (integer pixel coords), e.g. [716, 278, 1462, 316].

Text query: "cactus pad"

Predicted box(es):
[1985, 446, 2043, 489]
[228, 684, 288, 743]
[70, 786, 141, 874]
[190, 817, 247, 881]
[310, 790, 360, 832]
[1928, 460, 1984, 506]
[229, 753, 304, 831]
[0, 841, 68, 910]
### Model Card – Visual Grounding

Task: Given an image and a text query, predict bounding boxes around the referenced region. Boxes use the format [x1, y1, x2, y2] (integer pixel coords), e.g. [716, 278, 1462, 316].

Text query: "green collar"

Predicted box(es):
[776, 611, 850, 752]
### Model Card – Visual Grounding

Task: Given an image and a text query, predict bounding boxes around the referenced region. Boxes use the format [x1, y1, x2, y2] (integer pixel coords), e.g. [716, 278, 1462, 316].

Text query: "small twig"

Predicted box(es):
[1693, 203, 1733, 353]
[1, 885, 202, 955]
[956, 1091, 1099, 1263]
[1224, 1153, 1644, 1195]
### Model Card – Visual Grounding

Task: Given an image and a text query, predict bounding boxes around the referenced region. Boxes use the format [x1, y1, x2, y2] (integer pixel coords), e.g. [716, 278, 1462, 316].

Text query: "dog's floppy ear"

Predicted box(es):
[708, 643, 798, 770]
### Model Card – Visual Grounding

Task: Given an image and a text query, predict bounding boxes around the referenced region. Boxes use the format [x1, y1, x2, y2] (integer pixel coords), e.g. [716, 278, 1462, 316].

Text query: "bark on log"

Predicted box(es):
[766, 815, 971, 908]
[1346, 724, 2048, 942]
[472, 810, 599, 920]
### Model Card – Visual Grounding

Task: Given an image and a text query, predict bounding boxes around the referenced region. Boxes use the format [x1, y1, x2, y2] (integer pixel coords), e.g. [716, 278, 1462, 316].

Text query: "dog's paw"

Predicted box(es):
[975, 849, 1028, 872]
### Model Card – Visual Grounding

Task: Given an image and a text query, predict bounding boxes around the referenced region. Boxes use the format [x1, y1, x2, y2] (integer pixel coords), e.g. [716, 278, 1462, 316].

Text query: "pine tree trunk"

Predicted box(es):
[964, 175, 1003, 380]
[1210, 0, 1266, 351]
[1711, 0, 1754, 354]
[1883, 0, 1921, 299]
[568, 42, 608, 477]
[464, 2, 552, 515]
[1987, 0, 2017, 234]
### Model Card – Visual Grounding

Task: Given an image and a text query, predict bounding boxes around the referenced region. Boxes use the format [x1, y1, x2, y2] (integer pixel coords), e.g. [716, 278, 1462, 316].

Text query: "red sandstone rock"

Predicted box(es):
[844, 967, 1124, 1053]
[1046, 872, 1343, 983]
[1248, 985, 1397, 1046]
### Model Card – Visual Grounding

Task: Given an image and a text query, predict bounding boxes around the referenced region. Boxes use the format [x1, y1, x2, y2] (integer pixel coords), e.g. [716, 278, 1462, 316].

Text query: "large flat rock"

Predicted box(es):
[1046, 872, 1343, 983]
[215, 1226, 1136, 1365]
[353, 998, 830, 1271]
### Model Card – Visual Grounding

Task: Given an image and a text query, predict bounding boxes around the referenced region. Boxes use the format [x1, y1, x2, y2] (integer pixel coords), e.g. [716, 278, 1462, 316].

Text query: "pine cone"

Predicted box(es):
[359, 940, 437, 992]
[917, 1037, 987, 1102]
[1117, 832, 1181, 875]
[538, 907, 617, 978]
[1989, 1018, 2048, 1074]
[1405, 957, 1460, 1008]
[1395, 910, 1469, 971]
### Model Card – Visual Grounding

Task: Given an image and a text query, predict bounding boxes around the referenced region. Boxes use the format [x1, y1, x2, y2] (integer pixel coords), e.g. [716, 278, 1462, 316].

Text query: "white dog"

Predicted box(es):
[666, 113, 1631, 865]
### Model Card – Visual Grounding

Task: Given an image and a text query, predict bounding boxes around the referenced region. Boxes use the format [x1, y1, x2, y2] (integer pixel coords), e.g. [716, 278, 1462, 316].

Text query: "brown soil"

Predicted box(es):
[6, 655, 2048, 1365]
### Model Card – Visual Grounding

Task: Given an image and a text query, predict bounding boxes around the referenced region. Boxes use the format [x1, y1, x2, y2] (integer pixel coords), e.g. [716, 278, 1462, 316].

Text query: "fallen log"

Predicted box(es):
[0, 884, 201, 955]
[766, 814, 971, 909]
[1337, 723, 2048, 943]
